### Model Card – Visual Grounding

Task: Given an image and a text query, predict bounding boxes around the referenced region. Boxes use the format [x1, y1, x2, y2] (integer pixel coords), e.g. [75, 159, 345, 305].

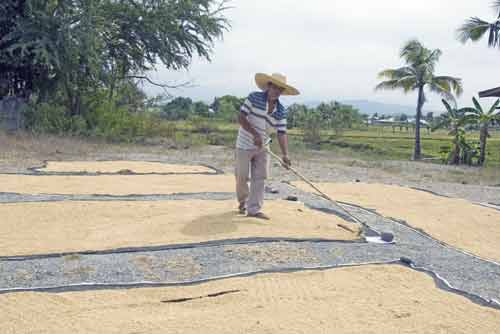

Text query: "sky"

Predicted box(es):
[145, 0, 500, 111]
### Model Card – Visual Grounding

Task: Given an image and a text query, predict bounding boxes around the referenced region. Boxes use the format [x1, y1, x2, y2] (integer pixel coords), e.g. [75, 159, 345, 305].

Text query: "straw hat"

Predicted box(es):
[255, 73, 300, 96]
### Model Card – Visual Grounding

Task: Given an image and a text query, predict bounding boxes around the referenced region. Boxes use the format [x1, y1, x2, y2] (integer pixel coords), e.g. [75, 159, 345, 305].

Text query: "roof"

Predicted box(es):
[479, 87, 500, 98]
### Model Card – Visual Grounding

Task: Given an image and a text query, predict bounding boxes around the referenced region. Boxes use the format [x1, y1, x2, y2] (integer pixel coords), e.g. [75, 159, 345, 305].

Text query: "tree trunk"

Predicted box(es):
[449, 135, 461, 165]
[478, 124, 488, 166]
[108, 62, 116, 103]
[413, 86, 424, 160]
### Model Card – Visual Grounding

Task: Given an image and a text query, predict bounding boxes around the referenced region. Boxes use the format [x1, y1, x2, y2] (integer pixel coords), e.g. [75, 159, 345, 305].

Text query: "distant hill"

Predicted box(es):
[303, 99, 440, 116]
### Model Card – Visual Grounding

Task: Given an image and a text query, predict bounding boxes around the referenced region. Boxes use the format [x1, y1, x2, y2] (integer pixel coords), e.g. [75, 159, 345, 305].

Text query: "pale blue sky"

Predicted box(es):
[145, 0, 499, 110]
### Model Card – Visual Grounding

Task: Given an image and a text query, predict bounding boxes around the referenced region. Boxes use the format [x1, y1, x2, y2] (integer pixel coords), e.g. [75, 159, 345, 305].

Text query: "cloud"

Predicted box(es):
[145, 0, 499, 110]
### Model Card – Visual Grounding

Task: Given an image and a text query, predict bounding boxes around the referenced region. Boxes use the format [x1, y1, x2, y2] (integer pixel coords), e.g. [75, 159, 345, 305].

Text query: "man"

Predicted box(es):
[236, 73, 300, 219]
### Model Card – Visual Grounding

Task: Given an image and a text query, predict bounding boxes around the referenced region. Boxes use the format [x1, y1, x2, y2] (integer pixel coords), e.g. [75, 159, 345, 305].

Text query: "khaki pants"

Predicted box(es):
[235, 148, 269, 215]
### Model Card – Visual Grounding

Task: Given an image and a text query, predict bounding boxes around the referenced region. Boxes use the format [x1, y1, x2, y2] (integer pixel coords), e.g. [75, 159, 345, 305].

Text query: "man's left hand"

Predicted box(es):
[282, 156, 291, 169]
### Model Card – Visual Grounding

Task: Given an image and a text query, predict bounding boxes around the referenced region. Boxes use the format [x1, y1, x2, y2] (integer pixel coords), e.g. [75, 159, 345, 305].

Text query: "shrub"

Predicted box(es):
[302, 113, 322, 144]
[23, 102, 72, 134]
[190, 116, 219, 134]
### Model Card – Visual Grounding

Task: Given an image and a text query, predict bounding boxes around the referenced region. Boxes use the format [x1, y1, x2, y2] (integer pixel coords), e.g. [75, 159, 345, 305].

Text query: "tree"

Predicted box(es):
[193, 101, 210, 117]
[161, 97, 193, 120]
[375, 40, 463, 160]
[432, 100, 470, 165]
[287, 103, 308, 129]
[1, 0, 229, 115]
[331, 104, 361, 135]
[212, 95, 244, 121]
[316, 101, 337, 128]
[462, 97, 500, 166]
[302, 110, 323, 144]
[0, 0, 51, 99]
[457, 1, 500, 48]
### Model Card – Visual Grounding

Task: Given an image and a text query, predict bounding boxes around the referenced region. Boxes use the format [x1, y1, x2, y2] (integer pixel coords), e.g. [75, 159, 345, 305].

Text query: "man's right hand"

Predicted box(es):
[253, 134, 263, 148]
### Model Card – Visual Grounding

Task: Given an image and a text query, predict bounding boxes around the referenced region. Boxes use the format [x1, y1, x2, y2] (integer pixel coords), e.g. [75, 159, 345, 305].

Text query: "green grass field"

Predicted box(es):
[311, 127, 500, 167]
[156, 119, 500, 168]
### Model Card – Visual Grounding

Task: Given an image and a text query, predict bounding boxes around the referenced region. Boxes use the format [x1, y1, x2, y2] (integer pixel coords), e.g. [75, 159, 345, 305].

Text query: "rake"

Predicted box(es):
[260, 139, 394, 242]
[264, 139, 364, 226]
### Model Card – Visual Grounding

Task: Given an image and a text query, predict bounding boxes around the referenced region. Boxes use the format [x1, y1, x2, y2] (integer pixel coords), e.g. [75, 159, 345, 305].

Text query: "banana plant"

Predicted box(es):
[432, 99, 469, 165]
[462, 97, 500, 166]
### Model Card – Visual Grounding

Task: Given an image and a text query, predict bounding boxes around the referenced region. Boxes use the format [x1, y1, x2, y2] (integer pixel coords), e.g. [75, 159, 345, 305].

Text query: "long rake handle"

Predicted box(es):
[265, 146, 364, 226]
[265, 148, 334, 202]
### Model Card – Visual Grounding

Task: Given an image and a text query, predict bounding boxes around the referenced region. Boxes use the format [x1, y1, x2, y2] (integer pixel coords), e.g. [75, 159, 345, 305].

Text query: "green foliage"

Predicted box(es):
[286, 103, 308, 129]
[190, 115, 219, 135]
[193, 101, 210, 117]
[302, 112, 323, 144]
[115, 82, 148, 113]
[0, 0, 230, 144]
[161, 97, 194, 120]
[159, 98, 211, 121]
[458, 1, 500, 48]
[24, 102, 74, 135]
[211, 95, 244, 122]
[0, 0, 51, 98]
[287, 101, 361, 137]
[432, 99, 469, 164]
[1, 0, 229, 132]
[461, 97, 500, 165]
[24, 90, 163, 142]
[431, 98, 500, 166]
[375, 39, 463, 160]
[331, 104, 361, 135]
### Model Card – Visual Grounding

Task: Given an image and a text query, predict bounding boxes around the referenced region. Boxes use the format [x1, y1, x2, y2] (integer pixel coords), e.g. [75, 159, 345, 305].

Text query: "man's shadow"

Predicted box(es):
[181, 211, 266, 236]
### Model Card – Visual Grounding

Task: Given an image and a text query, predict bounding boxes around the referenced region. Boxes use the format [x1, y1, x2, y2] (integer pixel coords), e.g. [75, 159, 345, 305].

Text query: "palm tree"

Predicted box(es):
[376, 40, 463, 160]
[457, 1, 500, 48]
[432, 100, 469, 165]
[462, 97, 500, 166]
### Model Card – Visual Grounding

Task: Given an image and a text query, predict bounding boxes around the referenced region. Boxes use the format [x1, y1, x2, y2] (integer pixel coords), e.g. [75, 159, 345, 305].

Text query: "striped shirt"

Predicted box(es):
[236, 91, 287, 150]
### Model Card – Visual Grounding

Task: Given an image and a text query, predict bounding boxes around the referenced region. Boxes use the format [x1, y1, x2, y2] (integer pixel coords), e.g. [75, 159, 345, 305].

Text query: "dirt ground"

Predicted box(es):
[1, 265, 498, 334]
[1, 131, 498, 203]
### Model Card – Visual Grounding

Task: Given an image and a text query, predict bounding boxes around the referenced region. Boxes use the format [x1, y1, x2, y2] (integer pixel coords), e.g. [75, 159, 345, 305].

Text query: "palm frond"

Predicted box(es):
[457, 17, 492, 43]
[487, 21, 500, 47]
[396, 76, 418, 92]
[472, 97, 484, 113]
[441, 99, 454, 113]
[428, 82, 454, 101]
[487, 98, 500, 114]
[428, 75, 463, 102]
[400, 39, 424, 65]
[463, 113, 480, 126]
[462, 107, 479, 115]
[457, 107, 472, 118]
[463, 107, 480, 121]
[433, 76, 464, 97]
[424, 48, 442, 70]
[377, 67, 415, 80]
[375, 80, 404, 92]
